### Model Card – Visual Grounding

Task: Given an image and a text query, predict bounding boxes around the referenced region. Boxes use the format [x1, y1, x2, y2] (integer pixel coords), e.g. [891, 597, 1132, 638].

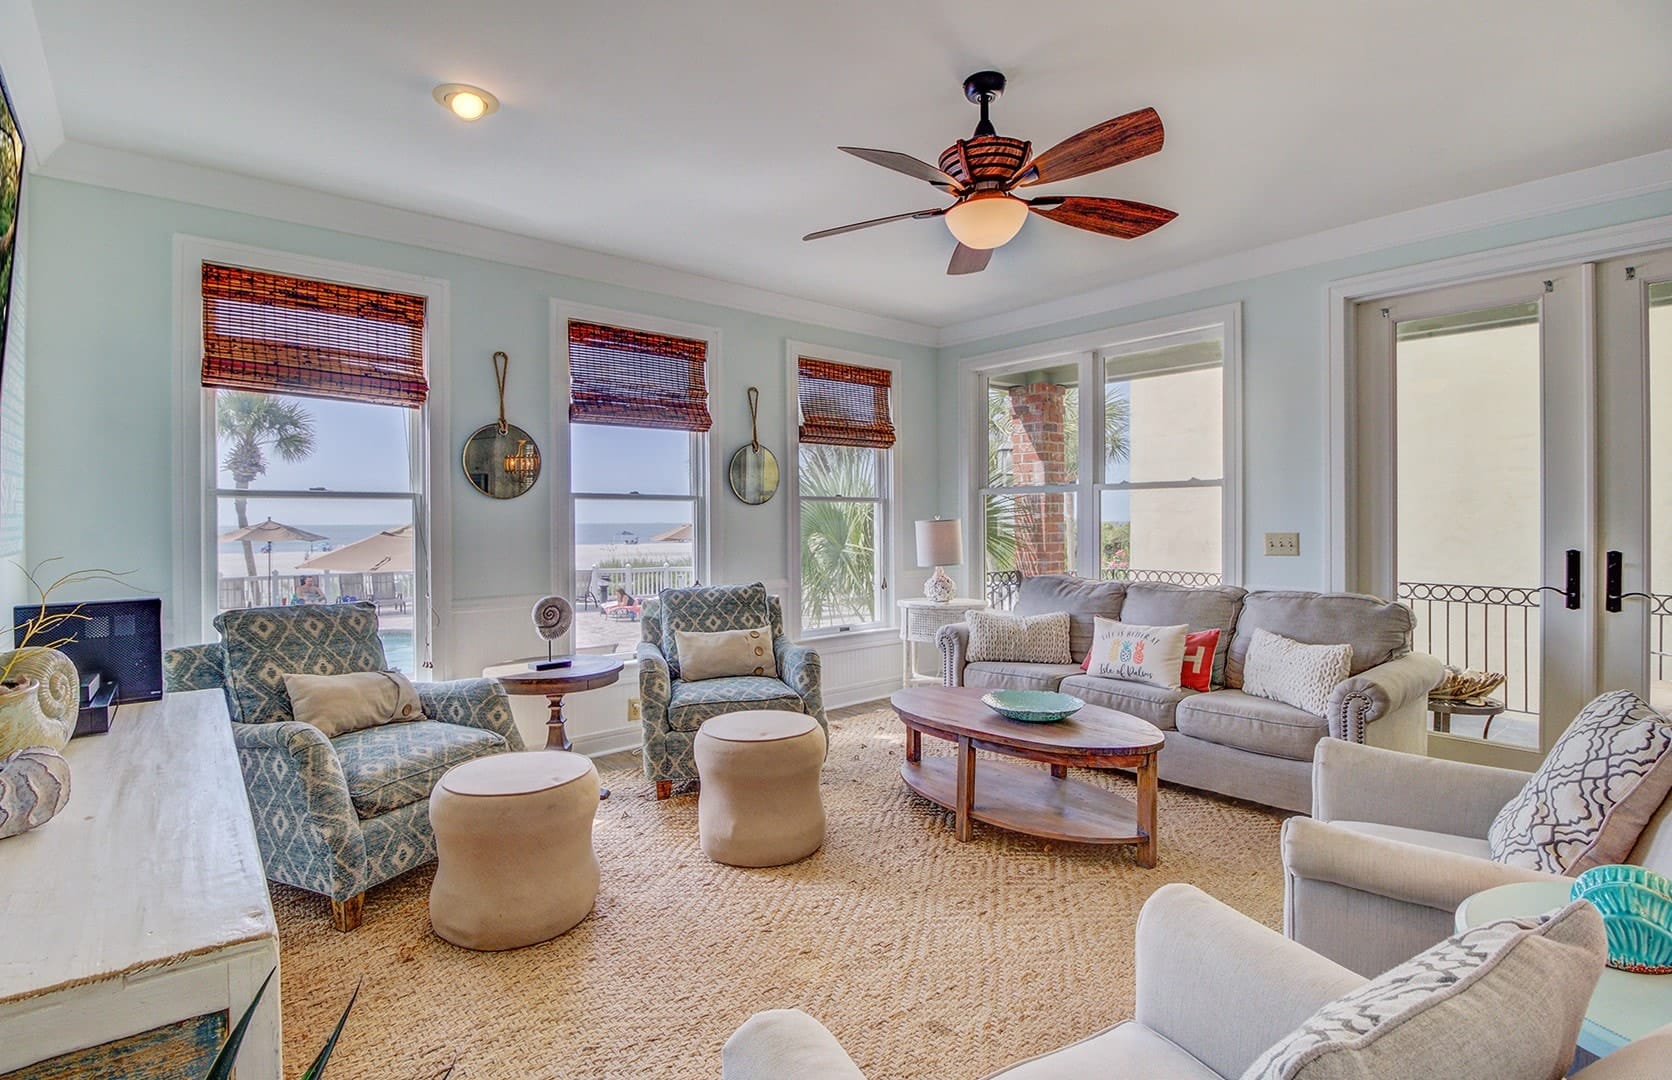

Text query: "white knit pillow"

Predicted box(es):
[1241, 629, 1352, 716]
[965, 610, 1072, 664]
[1488, 690, 1672, 874]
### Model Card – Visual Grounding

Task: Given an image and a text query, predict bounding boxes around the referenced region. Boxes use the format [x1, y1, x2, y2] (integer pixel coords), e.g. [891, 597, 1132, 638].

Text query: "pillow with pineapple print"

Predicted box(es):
[658, 582, 773, 680]
[1487, 689, 1672, 874]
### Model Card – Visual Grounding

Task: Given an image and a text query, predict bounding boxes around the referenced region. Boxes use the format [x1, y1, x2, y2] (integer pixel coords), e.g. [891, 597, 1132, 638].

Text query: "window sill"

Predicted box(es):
[793, 626, 899, 653]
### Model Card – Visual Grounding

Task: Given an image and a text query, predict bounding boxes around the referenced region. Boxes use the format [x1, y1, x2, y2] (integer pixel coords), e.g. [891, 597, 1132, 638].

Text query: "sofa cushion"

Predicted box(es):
[658, 582, 773, 680]
[332, 720, 506, 819]
[1120, 583, 1246, 687]
[1176, 690, 1329, 761]
[1329, 820, 1494, 861]
[1228, 591, 1412, 688]
[668, 676, 804, 733]
[1014, 574, 1126, 662]
[215, 602, 388, 725]
[964, 661, 1084, 693]
[1488, 690, 1672, 874]
[1242, 630, 1353, 716]
[990, 1019, 1220, 1080]
[1085, 618, 1190, 690]
[1061, 675, 1195, 731]
[966, 610, 1073, 664]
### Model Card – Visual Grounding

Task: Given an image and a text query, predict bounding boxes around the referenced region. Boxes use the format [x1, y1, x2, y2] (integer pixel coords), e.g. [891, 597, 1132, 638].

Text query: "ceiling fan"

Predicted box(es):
[804, 71, 1176, 275]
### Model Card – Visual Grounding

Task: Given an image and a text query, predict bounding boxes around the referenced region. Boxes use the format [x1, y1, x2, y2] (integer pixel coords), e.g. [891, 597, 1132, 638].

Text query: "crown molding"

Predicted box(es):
[938, 146, 1672, 347]
[0, 0, 66, 161]
[34, 139, 942, 348]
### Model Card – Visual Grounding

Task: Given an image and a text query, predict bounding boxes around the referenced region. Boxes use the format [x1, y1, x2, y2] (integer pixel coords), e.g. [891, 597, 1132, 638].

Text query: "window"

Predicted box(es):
[565, 317, 711, 654]
[202, 263, 429, 674]
[974, 310, 1238, 608]
[793, 352, 896, 635]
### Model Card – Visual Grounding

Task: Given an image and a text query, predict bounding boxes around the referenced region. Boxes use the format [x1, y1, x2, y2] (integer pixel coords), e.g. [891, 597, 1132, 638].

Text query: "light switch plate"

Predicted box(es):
[1265, 532, 1301, 557]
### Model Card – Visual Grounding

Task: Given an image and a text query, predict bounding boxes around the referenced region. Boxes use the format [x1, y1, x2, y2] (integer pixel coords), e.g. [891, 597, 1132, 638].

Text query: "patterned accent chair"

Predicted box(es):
[163, 603, 522, 930]
[638, 583, 825, 799]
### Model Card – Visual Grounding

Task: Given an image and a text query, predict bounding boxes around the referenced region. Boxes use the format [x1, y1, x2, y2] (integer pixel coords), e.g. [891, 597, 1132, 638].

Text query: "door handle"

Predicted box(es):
[1537, 548, 1582, 610]
[1605, 550, 1653, 613]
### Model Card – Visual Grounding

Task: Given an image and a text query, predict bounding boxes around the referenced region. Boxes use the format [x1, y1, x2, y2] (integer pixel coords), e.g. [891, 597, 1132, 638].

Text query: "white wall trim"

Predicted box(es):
[782, 340, 906, 643]
[40, 140, 940, 347]
[570, 724, 642, 759]
[0, 0, 66, 162]
[170, 236, 452, 670]
[1323, 211, 1672, 589]
[940, 148, 1672, 347]
[823, 678, 901, 712]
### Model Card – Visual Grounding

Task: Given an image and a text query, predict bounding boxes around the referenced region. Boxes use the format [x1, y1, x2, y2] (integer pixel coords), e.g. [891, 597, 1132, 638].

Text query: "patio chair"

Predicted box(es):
[638, 583, 825, 799]
[161, 602, 523, 930]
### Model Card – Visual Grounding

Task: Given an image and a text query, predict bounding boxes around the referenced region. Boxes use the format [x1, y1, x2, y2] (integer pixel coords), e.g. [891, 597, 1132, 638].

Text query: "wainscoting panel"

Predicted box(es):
[819, 640, 904, 710]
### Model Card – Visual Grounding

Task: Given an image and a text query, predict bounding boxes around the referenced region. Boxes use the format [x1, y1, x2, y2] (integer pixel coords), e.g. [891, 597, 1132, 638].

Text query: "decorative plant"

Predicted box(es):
[205, 969, 363, 1080]
[1, 559, 129, 689]
[216, 391, 317, 577]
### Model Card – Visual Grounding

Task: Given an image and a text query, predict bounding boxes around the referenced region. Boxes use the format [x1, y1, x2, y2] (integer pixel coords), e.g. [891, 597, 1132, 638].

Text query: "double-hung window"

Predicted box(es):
[793, 353, 896, 635]
[566, 318, 710, 654]
[202, 263, 430, 673]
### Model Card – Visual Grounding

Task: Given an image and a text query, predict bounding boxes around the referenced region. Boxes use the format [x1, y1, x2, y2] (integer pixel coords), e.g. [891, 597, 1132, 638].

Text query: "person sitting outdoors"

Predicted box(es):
[295, 576, 328, 605]
[601, 586, 641, 621]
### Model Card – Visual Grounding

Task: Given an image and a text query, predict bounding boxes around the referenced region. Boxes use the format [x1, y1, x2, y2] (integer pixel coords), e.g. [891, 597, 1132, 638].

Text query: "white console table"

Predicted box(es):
[898, 598, 987, 685]
[0, 689, 281, 1078]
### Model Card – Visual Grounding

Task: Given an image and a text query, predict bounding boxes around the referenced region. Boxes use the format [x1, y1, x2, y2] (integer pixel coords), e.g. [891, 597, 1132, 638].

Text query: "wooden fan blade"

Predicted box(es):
[1028, 197, 1176, 239]
[1010, 107, 1164, 187]
[803, 208, 945, 241]
[839, 147, 964, 191]
[947, 243, 993, 275]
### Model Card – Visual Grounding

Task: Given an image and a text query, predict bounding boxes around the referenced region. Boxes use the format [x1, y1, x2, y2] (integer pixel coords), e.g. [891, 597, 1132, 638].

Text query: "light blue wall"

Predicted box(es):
[938, 190, 1672, 591]
[23, 177, 937, 642]
[0, 177, 27, 642]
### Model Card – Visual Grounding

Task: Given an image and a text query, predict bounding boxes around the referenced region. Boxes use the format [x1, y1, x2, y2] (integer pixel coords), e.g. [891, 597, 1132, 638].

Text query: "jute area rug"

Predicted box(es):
[273, 702, 1290, 1079]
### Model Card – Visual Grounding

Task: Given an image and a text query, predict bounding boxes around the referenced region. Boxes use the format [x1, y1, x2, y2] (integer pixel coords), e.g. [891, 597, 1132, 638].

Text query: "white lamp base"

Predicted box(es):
[923, 567, 955, 603]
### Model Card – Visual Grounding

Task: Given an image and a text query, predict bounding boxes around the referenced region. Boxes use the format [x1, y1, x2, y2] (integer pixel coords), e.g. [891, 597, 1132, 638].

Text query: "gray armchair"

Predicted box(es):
[638, 584, 824, 799]
[162, 603, 522, 930]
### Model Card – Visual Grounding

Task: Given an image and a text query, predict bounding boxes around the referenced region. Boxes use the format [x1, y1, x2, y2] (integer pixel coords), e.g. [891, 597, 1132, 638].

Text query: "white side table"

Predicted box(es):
[898, 598, 987, 686]
[1456, 880, 1672, 1058]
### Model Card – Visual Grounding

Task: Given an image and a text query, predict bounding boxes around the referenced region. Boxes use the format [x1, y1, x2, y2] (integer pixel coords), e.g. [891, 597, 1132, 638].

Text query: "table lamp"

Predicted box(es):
[915, 518, 963, 604]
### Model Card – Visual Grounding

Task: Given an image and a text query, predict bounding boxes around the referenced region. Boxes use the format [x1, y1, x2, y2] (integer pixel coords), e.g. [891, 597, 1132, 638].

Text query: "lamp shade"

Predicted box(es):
[915, 518, 964, 568]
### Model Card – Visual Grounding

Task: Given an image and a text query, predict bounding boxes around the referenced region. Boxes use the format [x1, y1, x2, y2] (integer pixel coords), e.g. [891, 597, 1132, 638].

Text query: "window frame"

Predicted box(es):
[551, 302, 718, 655]
[173, 237, 451, 671]
[785, 340, 903, 643]
[960, 304, 1242, 599]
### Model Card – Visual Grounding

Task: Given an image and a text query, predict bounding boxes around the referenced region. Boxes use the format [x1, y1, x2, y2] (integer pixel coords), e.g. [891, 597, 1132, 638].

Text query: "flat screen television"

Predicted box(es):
[12, 598, 164, 705]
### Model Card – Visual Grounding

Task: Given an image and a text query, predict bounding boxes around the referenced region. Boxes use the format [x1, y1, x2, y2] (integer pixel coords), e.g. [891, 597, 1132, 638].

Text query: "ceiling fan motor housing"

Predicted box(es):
[939, 136, 1030, 191]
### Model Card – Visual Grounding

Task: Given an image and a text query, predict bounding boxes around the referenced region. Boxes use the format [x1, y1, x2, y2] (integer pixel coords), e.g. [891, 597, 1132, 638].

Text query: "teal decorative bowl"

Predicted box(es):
[1571, 864, 1672, 974]
[981, 690, 1084, 724]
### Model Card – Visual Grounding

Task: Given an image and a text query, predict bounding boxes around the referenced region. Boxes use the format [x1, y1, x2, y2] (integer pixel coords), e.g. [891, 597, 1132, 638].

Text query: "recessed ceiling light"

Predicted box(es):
[433, 83, 499, 122]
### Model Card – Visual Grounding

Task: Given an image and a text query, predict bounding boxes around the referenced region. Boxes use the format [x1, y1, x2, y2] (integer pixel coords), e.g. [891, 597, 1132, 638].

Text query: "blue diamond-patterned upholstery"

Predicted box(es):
[639, 589, 825, 786]
[165, 606, 523, 912]
[657, 581, 773, 679]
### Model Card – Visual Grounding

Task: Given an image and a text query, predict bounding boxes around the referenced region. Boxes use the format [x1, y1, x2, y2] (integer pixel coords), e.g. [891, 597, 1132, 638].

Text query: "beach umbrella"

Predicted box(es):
[299, 525, 415, 574]
[220, 518, 328, 603]
[649, 523, 693, 543]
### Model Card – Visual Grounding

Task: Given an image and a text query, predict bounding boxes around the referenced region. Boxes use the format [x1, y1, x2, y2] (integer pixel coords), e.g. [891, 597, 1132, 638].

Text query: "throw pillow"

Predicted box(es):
[1240, 901, 1606, 1080]
[659, 582, 773, 679]
[282, 670, 423, 738]
[1488, 689, 1672, 874]
[1241, 629, 1352, 716]
[1083, 618, 1190, 690]
[1079, 627, 1219, 691]
[674, 625, 778, 681]
[965, 610, 1072, 665]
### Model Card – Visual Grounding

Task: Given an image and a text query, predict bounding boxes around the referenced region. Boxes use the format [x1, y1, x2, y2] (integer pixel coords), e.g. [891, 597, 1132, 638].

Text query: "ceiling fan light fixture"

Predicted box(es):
[944, 192, 1029, 250]
[433, 83, 500, 121]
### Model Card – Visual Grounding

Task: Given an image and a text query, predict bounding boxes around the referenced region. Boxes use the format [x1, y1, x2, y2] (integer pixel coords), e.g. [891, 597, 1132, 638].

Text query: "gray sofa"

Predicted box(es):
[937, 576, 1443, 813]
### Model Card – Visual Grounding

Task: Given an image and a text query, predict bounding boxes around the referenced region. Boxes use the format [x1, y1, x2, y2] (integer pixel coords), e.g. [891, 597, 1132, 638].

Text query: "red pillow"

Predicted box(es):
[1081, 626, 1220, 691]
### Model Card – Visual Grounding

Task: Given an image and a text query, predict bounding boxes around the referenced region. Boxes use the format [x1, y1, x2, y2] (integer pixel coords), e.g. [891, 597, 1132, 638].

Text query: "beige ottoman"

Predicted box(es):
[428, 750, 599, 950]
[695, 710, 826, 867]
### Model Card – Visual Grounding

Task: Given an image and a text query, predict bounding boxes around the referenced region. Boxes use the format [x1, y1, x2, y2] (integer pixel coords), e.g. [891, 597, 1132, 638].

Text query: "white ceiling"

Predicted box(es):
[29, 1, 1672, 328]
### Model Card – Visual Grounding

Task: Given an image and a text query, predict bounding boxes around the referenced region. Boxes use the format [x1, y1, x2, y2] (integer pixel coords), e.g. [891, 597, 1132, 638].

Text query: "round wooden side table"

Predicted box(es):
[495, 655, 624, 798]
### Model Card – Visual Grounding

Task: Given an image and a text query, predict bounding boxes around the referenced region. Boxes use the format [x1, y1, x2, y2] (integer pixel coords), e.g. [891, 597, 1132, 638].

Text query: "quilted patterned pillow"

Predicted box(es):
[965, 610, 1072, 665]
[659, 582, 773, 680]
[1488, 690, 1672, 874]
[1241, 901, 1605, 1080]
[1241, 629, 1352, 716]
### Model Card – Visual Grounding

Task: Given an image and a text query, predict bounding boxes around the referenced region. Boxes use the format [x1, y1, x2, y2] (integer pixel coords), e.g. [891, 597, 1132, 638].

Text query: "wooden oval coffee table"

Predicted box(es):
[890, 686, 1166, 867]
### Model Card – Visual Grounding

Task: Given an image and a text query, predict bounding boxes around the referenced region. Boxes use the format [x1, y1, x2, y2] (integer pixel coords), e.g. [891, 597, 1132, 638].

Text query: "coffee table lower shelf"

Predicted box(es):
[902, 757, 1147, 847]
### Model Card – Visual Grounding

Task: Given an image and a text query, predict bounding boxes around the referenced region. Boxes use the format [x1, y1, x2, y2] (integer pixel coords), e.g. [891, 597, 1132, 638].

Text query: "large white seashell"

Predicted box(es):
[0, 745, 73, 840]
[531, 595, 574, 641]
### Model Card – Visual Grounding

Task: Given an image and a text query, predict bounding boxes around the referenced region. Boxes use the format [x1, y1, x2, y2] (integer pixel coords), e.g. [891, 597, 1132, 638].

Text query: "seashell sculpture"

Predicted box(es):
[1431, 665, 1507, 704]
[0, 648, 81, 758]
[1571, 864, 1672, 974]
[531, 595, 575, 641]
[0, 745, 73, 840]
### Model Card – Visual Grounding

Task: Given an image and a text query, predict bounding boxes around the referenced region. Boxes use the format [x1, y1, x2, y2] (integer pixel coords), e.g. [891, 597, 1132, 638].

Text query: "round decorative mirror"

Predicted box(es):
[463, 422, 542, 499]
[728, 386, 780, 505]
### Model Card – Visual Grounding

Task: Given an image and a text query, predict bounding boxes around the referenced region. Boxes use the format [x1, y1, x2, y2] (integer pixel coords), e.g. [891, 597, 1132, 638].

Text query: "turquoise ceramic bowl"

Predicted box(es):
[981, 690, 1084, 724]
[1571, 864, 1672, 974]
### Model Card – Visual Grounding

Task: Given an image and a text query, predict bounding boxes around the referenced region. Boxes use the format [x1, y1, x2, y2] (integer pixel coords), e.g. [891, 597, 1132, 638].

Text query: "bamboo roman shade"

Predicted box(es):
[567, 321, 712, 432]
[798, 357, 896, 449]
[201, 264, 429, 408]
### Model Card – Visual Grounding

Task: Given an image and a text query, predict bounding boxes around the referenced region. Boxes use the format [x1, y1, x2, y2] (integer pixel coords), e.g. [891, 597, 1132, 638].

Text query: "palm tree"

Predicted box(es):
[798, 445, 879, 626]
[216, 392, 317, 576]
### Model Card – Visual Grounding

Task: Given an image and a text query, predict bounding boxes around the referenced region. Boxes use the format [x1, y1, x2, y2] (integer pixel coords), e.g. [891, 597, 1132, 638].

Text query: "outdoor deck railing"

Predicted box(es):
[984, 568, 1225, 610]
[1396, 581, 1543, 716]
[218, 571, 414, 612]
[577, 564, 697, 607]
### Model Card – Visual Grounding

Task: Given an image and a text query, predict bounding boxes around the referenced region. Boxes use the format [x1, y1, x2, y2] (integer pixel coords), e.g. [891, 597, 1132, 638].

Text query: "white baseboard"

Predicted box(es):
[571, 723, 642, 759]
[824, 676, 903, 711]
